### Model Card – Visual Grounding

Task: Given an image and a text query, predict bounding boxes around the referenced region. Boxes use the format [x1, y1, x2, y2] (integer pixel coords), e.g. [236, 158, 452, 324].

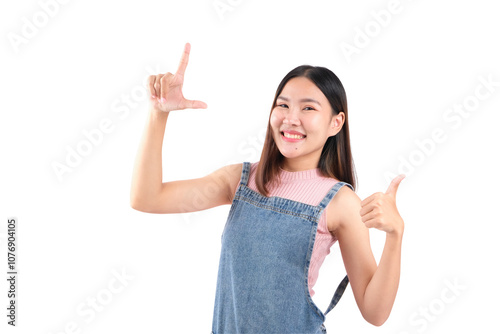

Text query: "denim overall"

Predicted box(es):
[211, 162, 354, 334]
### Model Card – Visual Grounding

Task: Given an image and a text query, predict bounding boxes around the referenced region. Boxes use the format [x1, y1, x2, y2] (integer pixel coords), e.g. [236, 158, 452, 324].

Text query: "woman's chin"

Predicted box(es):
[278, 149, 303, 160]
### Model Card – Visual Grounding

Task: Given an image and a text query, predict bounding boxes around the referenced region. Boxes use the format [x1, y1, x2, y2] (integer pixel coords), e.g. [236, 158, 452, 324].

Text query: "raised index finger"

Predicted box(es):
[176, 42, 191, 77]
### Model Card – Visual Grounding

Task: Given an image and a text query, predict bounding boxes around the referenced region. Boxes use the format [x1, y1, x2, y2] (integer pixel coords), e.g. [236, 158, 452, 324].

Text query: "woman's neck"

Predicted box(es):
[281, 156, 320, 172]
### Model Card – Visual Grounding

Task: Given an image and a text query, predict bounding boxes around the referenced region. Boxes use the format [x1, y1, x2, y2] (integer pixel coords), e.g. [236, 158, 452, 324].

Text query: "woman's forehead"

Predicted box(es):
[279, 77, 326, 103]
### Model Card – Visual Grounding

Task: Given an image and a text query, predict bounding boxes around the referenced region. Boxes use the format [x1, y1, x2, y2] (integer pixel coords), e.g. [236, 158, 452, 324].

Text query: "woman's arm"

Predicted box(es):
[130, 107, 169, 211]
[362, 228, 402, 325]
[130, 43, 241, 214]
[328, 176, 405, 326]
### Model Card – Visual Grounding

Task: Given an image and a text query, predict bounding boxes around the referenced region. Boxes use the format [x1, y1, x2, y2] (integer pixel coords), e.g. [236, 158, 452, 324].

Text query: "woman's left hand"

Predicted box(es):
[359, 175, 405, 236]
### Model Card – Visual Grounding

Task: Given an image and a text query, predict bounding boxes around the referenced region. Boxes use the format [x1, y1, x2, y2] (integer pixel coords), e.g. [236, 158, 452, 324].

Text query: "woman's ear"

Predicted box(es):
[328, 112, 345, 137]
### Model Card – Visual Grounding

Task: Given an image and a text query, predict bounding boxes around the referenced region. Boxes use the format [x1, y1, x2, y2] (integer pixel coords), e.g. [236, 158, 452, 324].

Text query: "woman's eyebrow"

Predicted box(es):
[277, 95, 321, 106]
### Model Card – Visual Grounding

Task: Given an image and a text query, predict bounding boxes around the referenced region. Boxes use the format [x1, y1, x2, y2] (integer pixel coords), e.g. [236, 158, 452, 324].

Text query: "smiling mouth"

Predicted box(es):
[281, 131, 306, 139]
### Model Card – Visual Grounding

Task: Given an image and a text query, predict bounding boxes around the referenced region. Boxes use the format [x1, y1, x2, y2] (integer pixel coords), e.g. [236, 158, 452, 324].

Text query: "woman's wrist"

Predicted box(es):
[386, 224, 404, 243]
[149, 105, 170, 120]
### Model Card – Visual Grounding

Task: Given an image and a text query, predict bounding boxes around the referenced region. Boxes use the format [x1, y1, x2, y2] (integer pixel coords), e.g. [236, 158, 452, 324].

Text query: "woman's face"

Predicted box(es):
[270, 76, 344, 171]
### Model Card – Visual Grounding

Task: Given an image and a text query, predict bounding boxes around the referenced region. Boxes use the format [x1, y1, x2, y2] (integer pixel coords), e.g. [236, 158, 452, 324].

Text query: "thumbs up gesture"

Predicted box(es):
[360, 175, 405, 235]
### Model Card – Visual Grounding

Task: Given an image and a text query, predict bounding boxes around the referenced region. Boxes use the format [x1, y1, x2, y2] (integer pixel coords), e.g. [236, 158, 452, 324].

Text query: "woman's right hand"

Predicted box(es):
[148, 43, 208, 113]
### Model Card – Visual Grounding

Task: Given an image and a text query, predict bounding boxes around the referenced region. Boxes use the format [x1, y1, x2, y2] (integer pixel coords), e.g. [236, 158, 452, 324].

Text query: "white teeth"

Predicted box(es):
[283, 132, 305, 139]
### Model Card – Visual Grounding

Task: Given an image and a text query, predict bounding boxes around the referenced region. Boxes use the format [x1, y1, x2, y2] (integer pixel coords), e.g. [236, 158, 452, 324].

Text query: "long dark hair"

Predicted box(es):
[255, 65, 357, 196]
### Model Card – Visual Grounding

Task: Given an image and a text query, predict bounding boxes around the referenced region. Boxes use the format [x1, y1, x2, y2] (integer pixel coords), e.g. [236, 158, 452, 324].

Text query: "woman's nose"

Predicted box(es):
[283, 109, 300, 125]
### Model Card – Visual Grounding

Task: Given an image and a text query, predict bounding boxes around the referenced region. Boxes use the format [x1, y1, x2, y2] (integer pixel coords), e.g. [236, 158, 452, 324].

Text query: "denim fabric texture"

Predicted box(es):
[211, 162, 354, 334]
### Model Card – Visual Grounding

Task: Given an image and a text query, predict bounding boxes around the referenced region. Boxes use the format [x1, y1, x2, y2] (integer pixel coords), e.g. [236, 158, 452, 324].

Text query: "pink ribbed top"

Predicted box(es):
[246, 162, 340, 297]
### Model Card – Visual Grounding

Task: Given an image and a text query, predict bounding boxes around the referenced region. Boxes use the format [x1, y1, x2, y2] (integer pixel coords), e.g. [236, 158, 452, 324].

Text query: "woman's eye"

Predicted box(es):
[275, 104, 315, 111]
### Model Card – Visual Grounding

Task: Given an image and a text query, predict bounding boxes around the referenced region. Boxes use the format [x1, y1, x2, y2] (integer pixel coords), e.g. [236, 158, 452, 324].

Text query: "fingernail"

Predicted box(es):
[161, 97, 166, 104]
[151, 95, 156, 99]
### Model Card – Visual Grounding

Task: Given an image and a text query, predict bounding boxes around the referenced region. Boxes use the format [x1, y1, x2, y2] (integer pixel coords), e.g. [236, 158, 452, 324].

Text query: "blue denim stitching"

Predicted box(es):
[234, 193, 320, 222]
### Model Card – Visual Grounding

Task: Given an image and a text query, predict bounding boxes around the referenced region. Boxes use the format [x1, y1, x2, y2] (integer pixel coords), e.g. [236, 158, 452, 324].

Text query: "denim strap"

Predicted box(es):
[240, 162, 251, 186]
[317, 181, 354, 210]
[317, 181, 353, 316]
[324, 275, 349, 315]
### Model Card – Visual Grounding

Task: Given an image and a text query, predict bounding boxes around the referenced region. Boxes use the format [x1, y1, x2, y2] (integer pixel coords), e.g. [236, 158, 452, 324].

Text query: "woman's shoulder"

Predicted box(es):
[332, 183, 359, 204]
[326, 183, 361, 232]
[219, 162, 250, 202]
[221, 162, 244, 183]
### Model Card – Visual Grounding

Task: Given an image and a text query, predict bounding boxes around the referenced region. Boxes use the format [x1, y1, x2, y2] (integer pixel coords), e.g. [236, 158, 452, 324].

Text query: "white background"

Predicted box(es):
[1, 0, 499, 333]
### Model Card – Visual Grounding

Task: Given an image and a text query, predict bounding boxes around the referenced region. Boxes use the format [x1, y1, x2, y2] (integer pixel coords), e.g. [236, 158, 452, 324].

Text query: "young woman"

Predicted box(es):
[130, 43, 405, 334]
